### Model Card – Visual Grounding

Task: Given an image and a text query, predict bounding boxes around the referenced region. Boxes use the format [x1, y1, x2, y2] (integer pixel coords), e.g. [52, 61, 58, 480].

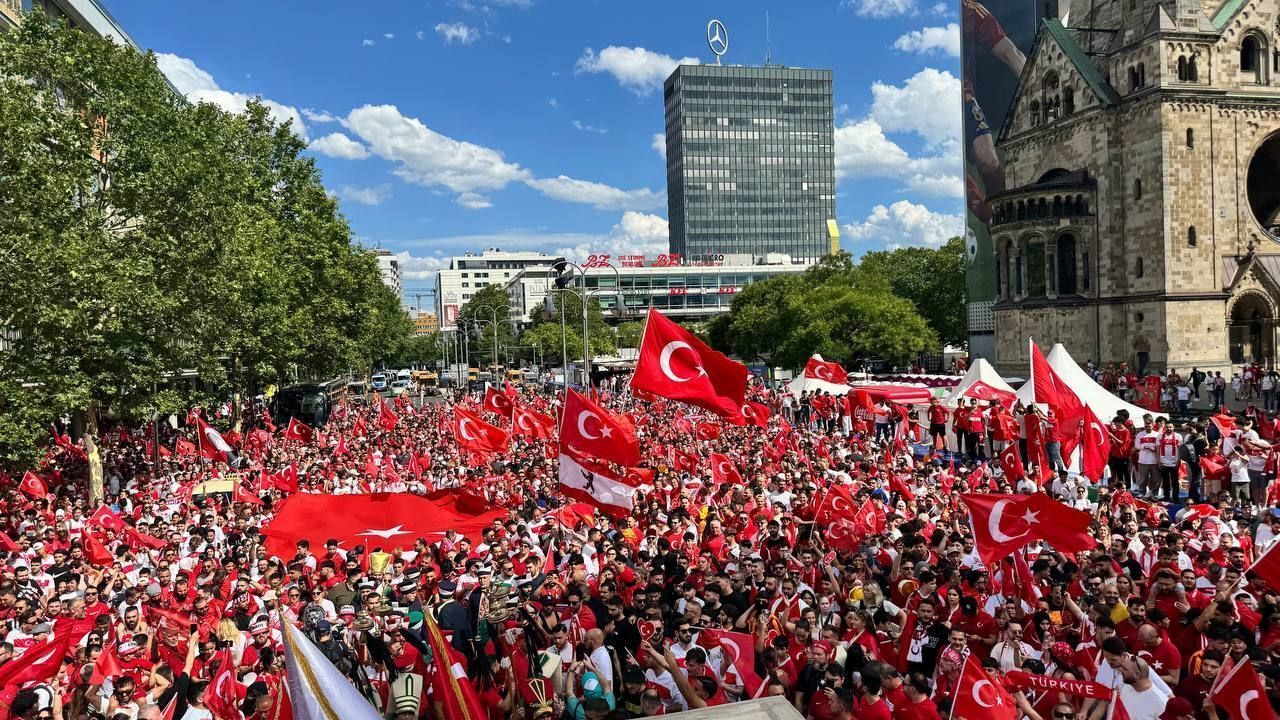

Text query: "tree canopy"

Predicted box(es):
[0, 13, 412, 465]
[857, 237, 967, 347]
[713, 249, 957, 368]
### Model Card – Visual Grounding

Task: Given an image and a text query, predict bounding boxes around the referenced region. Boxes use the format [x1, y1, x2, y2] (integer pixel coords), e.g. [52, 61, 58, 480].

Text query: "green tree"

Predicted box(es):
[456, 285, 515, 367]
[529, 290, 616, 355]
[521, 323, 583, 366]
[0, 14, 413, 469]
[614, 321, 645, 349]
[856, 237, 967, 347]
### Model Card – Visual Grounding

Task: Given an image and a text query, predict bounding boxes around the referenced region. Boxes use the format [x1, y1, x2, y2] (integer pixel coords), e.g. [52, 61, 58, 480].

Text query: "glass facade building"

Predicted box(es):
[663, 64, 837, 264]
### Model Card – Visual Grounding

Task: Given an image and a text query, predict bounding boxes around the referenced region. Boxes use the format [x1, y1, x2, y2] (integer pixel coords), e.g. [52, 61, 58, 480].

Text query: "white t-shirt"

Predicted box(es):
[1135, 431, 1160, 465]
[1117, 684, 1173, 720]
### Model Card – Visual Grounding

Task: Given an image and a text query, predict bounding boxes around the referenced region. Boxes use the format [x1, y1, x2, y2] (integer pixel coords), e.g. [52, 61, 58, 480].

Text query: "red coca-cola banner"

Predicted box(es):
[1004, 670, 1111, 700]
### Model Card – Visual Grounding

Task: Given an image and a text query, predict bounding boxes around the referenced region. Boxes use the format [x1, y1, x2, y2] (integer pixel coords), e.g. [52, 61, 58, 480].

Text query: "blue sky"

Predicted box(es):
[109, 0, 964, 298]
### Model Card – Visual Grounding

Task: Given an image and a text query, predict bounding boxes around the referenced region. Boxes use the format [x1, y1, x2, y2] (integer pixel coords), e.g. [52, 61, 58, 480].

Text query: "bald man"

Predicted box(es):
[585, 628, 613, 690]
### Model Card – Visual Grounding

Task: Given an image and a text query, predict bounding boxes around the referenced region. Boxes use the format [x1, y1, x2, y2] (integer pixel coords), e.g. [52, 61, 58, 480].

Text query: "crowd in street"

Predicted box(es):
[1, 352, 1280, 720]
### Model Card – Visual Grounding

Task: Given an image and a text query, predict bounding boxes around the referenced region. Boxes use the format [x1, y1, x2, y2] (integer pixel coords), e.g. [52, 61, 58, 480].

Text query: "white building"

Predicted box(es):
[505, 254, 806, 327]
[434, 248, 564, 330]
[373, 249, 403, 300]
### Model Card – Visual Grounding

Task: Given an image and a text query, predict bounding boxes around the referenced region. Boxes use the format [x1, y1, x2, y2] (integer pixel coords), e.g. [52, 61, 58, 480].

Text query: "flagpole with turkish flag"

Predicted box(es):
[558, 388, 640, 466]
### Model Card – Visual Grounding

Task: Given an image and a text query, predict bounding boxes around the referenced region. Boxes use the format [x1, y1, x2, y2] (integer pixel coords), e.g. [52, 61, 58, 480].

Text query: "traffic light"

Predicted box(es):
[551, 260, 573, 289]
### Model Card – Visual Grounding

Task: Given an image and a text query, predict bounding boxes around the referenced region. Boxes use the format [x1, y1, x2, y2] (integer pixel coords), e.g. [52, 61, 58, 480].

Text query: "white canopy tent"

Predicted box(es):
[940, 358, 1018, 408]
[1016, 342, 1164, 423]
[785, 376, 851, 396]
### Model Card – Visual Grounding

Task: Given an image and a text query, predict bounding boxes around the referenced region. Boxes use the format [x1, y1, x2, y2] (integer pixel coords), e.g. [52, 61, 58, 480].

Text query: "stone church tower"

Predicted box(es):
[990, 0, 1280, 375]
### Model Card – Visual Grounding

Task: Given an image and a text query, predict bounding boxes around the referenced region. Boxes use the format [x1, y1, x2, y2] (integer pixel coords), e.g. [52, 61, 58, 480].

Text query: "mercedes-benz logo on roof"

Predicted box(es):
[707, 19, 728, 59]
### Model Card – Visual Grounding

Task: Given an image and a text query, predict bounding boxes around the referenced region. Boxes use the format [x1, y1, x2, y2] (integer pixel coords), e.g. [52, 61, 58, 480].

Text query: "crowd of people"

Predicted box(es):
[0, 364, 1278, 720]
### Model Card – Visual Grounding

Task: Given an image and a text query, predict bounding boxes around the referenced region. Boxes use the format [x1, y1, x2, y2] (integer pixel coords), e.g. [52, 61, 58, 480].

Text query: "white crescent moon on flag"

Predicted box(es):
[577, 411, 602, 440]
[972, 679, 997, 708]
[718, 461, 733, 476]
[831, 495, 853, 513]
[988, 499, 1028, 543]
[815, 364, 832, 380]
[660, 341, 699, 383]
[1090, 422, 1106, 446]
[205, 427, 231, 453]
[1241, 690, 1259, 720]
[517, 412, 535, 432]
[720, 637, 741, 666]
[458, 418, 479, 441]
[741, 404, 754, 419]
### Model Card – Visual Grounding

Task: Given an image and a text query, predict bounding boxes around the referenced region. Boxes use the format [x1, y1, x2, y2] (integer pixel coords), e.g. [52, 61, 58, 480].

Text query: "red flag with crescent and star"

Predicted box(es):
[512, 403, 556, 440]
[378, 398, 400, 431]
[453, 407, 509, 454]
[709, 453, 742, 487]
[484, 383, 516, 417]
[19, 471, 47, 499]
[961, 492, 1096, 566]
[815, 484, 859, 525]
[1211, 658, 1275, 720]
[804, 355, 849, 384]
[952, 653, 1017, 720]
[192, 416, 234, 464]
[729, 400, 771, 428]
[283, 417, 313, 444]
[631, 307, 747, 418]
[558, 388, 640, 466]
[697, 629, 764, 699]
[1080, 406, 1110, 480]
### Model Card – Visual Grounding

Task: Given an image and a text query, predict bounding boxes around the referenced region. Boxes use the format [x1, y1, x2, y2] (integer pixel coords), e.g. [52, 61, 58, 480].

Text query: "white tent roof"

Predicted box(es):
[941, 358, 1016, 407]
[1015, 342, 1164, 422]
[786, 376, 850, 396]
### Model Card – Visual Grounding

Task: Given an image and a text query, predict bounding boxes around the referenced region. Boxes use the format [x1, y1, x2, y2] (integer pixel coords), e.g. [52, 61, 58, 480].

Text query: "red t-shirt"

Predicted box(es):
[859, 695, 894, 720]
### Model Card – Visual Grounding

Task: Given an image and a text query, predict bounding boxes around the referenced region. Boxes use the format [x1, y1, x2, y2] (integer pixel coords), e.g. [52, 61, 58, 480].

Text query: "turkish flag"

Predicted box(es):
[204, 649, 244, 720]
[512, 404, 556, 440]
[804, 355, 849, 384]
[453, 407, 509, 454]
[1080, 406, 1110, 481]
[622, 466, 655, 486]
[710, 454, 742, 487]
[1249, 542, 1280, 591]
[854, 498, 887, 534]
[815, 484, 860, 525]
[965, 380, 1016, 404]
[193, 416, 234, 464]
[1211, 658, 1275, 720]
[378, 399, 399, 431]
[998, 443, 1025, 482]
[83, 531, 114, 566]
[0, 633, 73, 686]
[1211, 413, 1238, 437]
[484, 384, 515, 417]
[735, 400, 771, 428]
[1030, 341, 1085, 454]
[826, 518, 865, 553]
[698, 629, 764, 699]
[90, 506, 124, 533]
[283, 417, 313, 444]
[671, 448, 699, 474]
[19, 471, 46, 499]
[260, 492, 505, 558]
[631, 307, 747, 417]
[278, 462, 299, 493]
[89, 644, 123, 684]
[695, 422, 722, 441]
[961, 492, 1096, 566]
[234, 483, 264, 506]
[174, 438, 197, 457]
[558, 388, 640, 466]
[952, 654, 1017, 720]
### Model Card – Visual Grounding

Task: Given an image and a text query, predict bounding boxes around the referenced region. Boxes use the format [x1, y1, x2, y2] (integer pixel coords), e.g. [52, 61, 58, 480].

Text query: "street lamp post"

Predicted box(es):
[552, 262, 623, 389]
[475, 305, 507, 372]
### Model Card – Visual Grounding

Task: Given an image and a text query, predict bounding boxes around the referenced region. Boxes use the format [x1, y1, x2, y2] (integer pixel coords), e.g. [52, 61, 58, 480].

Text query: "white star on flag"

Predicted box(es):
[357, 525, 411, 539]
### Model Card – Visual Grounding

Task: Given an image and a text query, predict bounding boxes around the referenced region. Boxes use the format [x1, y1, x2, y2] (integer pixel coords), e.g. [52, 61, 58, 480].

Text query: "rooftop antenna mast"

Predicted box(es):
[765, 10, 772, 64]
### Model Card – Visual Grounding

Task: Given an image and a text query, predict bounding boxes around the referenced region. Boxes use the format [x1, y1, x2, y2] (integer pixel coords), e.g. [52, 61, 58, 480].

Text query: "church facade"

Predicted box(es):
[989, 0, 1280, 375]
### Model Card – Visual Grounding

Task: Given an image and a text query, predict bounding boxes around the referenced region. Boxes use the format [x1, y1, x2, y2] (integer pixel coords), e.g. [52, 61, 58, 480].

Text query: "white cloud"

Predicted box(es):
[575, 46, 697, 95]
[834, 119, 961, 197]
[842, 0, 917, 18]
[870, 67, 961, 147]
[435, 22, 480, 45]
[383, 33, 395, 40]
[391, 251, 450, 282]
[490, 0, 534, 6]
[893, 24, 960, 56]
[344, 104, 530, 198]
[416, 30, 425, 40]
[930, 2, 950, 13]
[155, 53, 308, 140]
[843, 200, 963, 248]
[335, 184, 392, 206]
[553, 211, 670, 260]
[502, 35, 512, 44]
[525, 175, 664, 211]
[362, 38, 375, 47]
[651, 133, 666, 159]
[310, 132, 369, 159]
[572, 120, 607, 134]
[547, 98, 559, 108]
[456, 192, 493, 210]
[302, 108, 339, 124]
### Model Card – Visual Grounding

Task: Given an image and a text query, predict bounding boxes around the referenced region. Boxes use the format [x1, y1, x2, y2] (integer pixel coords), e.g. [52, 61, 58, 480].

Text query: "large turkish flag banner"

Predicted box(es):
[961, 492, 1096, 566]
[631, 307, 747, 418]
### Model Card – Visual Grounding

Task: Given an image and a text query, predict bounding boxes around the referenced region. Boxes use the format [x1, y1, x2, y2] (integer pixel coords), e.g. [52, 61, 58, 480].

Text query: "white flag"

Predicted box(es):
[282, 621, 381, 720]
[557, 453, 638, 514]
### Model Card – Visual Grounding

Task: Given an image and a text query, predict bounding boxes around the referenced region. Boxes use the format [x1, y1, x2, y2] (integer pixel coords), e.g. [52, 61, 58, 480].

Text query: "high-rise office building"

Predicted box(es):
[663, 64, 836, 264]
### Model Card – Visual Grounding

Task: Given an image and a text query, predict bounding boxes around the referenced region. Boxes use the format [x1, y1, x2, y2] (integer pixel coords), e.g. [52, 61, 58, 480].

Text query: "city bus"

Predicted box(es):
[274, 378, 350, 427]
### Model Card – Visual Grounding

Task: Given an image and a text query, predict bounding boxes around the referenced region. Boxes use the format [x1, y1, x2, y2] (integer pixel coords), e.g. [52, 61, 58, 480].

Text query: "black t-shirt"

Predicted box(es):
[906, 621, 950, 675]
